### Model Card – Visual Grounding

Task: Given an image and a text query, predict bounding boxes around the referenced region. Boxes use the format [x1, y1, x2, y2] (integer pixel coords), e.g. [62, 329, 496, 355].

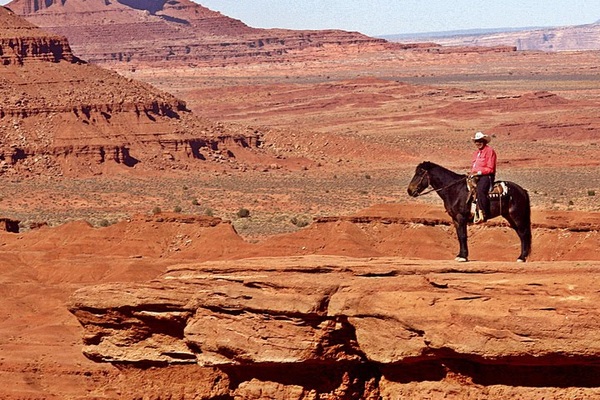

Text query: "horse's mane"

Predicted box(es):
[418, 161, 464, 180]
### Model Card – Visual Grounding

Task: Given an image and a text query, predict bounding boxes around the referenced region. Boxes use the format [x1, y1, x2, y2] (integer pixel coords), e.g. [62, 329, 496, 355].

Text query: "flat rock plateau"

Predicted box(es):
[1, 1, 600, 399]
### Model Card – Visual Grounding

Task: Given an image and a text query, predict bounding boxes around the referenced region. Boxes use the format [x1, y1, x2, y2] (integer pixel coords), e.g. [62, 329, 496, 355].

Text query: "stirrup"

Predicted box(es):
[473, 210, 485, 224]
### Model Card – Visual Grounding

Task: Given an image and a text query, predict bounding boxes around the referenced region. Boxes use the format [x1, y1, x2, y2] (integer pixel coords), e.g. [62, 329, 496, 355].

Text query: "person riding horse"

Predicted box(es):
[470, 131, 497, 223]
[407, 161, 531, 262]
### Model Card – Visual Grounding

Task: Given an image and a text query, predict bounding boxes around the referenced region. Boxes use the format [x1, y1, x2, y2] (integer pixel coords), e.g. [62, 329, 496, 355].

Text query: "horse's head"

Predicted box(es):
[407, 162, 431, 197]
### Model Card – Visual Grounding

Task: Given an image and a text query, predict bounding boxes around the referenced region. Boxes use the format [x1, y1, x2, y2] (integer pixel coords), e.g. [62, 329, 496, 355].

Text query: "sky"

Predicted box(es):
[197, 0, 600, 37]
[1, 0, 600, 37]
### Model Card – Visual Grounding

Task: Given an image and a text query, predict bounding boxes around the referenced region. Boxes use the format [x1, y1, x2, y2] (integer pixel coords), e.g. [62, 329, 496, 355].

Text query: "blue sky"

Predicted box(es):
[2, 0, 600, 36]
[198, 0, 600, 36]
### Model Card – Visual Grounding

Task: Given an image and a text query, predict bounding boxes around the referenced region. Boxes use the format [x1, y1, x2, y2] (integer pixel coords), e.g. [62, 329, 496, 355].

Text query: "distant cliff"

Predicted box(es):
[8, 0, 389, 65]
[387, 22, 600, 51]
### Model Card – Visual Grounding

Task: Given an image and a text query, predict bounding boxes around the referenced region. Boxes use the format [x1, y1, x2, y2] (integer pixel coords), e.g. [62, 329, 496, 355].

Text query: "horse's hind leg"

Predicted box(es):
[503, 211, 531, 262]
[518, 224, 532, 262]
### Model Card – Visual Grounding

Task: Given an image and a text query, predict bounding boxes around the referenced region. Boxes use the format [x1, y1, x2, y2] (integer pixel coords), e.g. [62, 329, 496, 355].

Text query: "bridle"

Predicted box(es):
[412, 169, 430, 195]
[413, 169, 467, 197]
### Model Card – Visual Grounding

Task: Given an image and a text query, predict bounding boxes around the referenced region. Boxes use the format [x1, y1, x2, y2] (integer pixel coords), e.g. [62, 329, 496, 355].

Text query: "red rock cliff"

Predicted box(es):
[69, 256, 600, 398]
[8, 0, 389, 65]
[0, 6, 78, 64]
[0, 6, 260, 177]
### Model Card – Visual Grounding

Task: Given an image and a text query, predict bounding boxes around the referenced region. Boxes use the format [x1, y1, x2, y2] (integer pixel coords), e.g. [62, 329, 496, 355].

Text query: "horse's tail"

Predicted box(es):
[506, 181, 532, 259]
[522, 188, 532, 258]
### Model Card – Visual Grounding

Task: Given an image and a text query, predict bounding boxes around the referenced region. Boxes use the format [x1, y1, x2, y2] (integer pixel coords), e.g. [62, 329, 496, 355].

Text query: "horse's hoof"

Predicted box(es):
[517, 258, 526, 263]
[455, 257, 468, 262]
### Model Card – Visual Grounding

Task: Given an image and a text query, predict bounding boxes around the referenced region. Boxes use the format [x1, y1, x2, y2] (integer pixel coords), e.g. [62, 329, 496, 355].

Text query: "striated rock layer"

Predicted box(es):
[8, 0, 391, 66]
[0, 6, 260, 177]
[398, 22, 600, 51]
[69, 256, 600, 398]
[0, 5, 78, 65]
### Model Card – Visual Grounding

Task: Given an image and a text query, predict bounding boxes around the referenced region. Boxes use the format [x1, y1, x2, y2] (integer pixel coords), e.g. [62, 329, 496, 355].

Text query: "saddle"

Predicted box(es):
[466, 176, 509, 200]
[467, 176, 509, 222]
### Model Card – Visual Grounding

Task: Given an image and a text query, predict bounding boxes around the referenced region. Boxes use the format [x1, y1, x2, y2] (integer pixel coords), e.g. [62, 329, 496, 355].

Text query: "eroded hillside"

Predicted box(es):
[0, 6, 262, 177]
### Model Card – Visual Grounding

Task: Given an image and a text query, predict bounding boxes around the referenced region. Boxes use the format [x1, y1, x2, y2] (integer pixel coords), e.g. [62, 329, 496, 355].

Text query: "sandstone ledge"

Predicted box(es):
[69, 256, 600, 395]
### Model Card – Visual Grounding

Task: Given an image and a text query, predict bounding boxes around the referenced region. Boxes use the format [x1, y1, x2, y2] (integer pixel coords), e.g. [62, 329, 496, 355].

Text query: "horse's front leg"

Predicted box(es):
[453, 216, 469, 262]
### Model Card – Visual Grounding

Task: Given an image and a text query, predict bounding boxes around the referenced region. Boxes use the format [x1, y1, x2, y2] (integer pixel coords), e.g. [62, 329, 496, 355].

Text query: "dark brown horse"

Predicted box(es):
[407, 161, 531, 262]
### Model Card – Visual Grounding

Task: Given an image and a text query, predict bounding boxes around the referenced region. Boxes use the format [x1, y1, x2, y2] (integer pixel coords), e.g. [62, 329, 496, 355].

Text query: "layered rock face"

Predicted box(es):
[402, 23, 600, 51]
[69, 256, 600, 398]
[0, 6, 259, 176]
[0, 5, 78, 64]
[8, 0, 389, 65]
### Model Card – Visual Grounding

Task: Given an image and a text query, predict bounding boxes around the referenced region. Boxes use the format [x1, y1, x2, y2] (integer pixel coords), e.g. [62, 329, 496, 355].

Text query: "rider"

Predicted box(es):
[470, 131, 497, 223]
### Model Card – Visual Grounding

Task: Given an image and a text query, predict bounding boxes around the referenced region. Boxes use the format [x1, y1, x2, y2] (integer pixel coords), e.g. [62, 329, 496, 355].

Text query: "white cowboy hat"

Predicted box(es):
[471, 131, 491, 143]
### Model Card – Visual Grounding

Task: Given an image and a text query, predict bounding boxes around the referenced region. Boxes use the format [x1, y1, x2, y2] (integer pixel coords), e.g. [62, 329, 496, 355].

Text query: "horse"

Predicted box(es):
[407, 161, 531, 262]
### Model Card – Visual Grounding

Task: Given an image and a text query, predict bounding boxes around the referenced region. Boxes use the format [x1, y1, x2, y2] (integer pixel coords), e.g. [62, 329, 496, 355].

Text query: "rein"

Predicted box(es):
[415, 172, 467, 197]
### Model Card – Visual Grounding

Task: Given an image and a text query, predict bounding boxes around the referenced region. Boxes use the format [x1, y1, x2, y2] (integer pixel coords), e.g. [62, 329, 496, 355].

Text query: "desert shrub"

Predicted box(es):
[365, 174, 371, 180]
[205, 208, 214, 217]
[588, 190, 596, 196]
[191, 198, 200, 206]
[237, 208, 251, 218]
[152, 206, 162, 215]
[291, 215, 310, 228]
[98, 219, 110, 227]
[174, 205, 182, 213]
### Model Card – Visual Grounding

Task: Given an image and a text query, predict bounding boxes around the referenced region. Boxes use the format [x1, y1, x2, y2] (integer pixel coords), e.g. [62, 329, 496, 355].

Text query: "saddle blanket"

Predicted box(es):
[489, 181, 509, 198]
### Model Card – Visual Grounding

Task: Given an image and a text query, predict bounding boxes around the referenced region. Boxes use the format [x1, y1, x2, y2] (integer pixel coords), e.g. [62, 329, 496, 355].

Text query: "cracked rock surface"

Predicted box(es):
[69, 255, 600, 398]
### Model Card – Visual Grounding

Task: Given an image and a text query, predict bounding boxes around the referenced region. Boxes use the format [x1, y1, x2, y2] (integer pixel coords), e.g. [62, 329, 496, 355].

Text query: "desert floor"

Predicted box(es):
[1, 47, 600, 398]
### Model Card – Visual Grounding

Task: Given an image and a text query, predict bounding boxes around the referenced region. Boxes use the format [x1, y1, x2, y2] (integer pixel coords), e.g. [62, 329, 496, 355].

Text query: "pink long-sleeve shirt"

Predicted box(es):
[471, 145, 497, 175]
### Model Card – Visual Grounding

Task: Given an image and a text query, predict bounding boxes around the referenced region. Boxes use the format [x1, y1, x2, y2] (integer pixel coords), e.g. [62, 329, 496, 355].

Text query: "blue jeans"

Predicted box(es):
[476, 174, 494, 218]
